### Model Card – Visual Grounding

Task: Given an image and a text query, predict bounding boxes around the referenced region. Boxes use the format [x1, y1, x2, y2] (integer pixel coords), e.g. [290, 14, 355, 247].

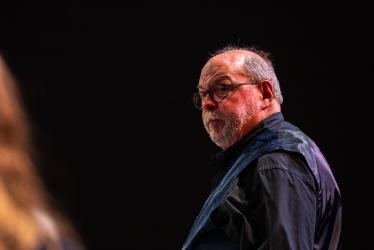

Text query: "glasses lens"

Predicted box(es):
[193, 92, 202, 109]
[211, 85, 229, 102]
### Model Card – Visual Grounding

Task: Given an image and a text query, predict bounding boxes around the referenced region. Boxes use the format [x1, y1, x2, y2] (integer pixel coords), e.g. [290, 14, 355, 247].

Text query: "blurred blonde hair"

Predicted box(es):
[0, 55, 80, 250]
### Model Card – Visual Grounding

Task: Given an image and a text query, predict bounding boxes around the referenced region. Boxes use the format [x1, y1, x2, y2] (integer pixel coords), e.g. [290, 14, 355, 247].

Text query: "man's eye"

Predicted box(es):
[214, 84, 230, 92]
[199, 91, 207, 98]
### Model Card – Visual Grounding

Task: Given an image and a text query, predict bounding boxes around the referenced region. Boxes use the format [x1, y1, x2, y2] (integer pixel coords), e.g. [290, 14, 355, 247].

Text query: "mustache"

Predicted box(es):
[203, 112, 225, 125]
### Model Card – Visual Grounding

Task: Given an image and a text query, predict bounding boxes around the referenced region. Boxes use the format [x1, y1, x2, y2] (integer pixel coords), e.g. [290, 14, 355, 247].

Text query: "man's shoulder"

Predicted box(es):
[240, 150, 315, 184]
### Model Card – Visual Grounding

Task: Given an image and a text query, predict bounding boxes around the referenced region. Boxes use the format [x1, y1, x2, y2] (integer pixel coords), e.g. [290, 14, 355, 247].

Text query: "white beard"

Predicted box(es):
[203, 105, 253, 149]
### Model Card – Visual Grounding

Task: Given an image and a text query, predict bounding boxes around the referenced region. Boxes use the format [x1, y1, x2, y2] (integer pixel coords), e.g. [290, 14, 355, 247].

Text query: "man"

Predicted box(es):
[183, 47, 341, 250]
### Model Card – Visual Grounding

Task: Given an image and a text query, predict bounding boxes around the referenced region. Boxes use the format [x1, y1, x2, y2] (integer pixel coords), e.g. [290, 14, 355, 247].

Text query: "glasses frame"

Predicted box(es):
[193, 81, 261, 109]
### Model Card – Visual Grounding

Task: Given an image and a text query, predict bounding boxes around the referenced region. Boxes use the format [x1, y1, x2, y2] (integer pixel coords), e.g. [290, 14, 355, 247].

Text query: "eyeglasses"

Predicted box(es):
[193, 81, 261, 109]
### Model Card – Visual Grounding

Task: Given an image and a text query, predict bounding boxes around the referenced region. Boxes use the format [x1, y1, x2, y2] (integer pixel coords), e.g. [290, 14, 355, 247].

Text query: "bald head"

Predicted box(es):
[201, 50, 255, 81]
[208, 49, 261, 66]
[201, 48, 283, 104]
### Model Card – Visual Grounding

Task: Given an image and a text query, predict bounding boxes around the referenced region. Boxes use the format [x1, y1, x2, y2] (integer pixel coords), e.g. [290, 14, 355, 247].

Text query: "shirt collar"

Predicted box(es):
[209, 112, 285, 173]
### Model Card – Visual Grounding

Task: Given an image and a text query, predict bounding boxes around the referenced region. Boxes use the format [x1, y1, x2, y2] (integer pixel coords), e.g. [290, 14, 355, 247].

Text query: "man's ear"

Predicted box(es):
[260, 80, 275, 101]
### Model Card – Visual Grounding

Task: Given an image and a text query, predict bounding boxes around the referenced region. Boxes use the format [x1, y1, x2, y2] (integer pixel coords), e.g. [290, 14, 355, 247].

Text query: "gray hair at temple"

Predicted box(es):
[212, 46, 284, 104]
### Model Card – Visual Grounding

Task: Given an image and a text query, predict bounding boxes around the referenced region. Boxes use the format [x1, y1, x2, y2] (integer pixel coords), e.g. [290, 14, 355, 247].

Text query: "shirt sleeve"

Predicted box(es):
[239, 151, 318, 250]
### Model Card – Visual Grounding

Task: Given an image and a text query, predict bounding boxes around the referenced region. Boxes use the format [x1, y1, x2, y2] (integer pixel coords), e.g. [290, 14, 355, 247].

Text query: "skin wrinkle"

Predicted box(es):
[200, 64, 231, 87]
[200, 62, 248, 88]
[197, 75, 231, 91]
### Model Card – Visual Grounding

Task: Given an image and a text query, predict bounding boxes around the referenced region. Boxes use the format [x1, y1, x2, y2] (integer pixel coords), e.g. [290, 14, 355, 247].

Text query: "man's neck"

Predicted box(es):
[221, 104, 281, 150]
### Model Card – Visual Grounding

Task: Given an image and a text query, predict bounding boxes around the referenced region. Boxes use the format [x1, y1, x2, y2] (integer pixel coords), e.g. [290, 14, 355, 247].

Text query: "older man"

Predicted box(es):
[183, 47, 341, 250]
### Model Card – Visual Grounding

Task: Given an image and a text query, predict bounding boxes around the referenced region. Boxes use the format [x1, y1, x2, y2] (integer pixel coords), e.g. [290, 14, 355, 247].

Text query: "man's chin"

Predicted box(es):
[209, 130, 239, 149]
[209, 133, 227, 147]
[207, 120, 225, 130]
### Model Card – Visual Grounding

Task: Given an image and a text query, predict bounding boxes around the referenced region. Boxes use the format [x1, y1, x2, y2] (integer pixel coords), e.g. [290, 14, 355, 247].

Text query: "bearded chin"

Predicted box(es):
[205, 105, 253, 149]
[208, 115, 241, 149]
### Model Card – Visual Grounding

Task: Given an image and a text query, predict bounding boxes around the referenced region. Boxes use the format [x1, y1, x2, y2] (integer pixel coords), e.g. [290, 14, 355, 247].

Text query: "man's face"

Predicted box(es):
[198, 51, 263, 149]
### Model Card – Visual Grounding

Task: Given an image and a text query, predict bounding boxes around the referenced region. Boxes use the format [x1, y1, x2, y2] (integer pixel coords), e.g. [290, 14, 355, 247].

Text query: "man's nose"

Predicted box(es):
[202, 94, 217, 110]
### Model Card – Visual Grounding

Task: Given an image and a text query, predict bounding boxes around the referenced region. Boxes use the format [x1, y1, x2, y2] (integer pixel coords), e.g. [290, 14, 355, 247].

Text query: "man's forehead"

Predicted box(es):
[204, 50, 255, 73]
[199, 51, 252, 85]
[201, 61, 230, 77]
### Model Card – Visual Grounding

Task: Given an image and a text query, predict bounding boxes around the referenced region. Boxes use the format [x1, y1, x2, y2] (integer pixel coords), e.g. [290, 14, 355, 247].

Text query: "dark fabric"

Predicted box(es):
[37, 238, 84, 250]
[185, 112, 341, 250]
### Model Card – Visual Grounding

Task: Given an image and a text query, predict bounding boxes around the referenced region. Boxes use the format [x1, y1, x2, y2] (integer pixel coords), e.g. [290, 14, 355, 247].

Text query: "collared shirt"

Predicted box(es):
[192, 112, 341, 250]
[209, 113, 289, 189]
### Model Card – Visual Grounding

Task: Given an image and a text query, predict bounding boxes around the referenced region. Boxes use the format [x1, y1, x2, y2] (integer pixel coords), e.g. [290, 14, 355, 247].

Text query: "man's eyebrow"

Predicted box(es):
[213, 75, 231, 82]
[197, 75, 233, 90]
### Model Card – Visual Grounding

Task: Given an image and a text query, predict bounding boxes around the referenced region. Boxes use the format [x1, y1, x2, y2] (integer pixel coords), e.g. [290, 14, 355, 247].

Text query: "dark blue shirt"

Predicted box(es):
[191, 112, 341, 250]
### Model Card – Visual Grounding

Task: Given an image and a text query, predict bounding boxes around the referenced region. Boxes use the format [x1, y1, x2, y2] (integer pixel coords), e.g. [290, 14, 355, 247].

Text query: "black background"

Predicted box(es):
[1, 4, 372, 250]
